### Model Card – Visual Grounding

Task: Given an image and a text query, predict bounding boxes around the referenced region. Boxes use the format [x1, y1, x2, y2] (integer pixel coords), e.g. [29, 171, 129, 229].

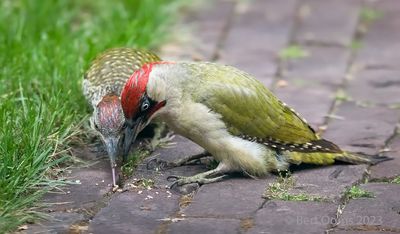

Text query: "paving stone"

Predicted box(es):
[145, 135, 205, 164]
[274, 85, 334, 128]
[127, 135, 208, 192]
[323, 102, 399, 155]
[224, 0, 297, 53]
[219, 0, 297, 80]
[42, 158, 111, 212]
[294, 0, 361, 46]
[138, 135, 207, 180]
[218, 51, 276, 88]
[161, 0, 235, 61]
[335, 183, 400, 232]
[275, 46, 352, 128]
[347, 69, 400, 106]
[129, 164, 207, 194]
[183, 177, 274, 218]
[167, 218, 241, 234]
[329, 226, 397, 234]
[289, 165, 367, 201]
[248, 201, 337, 234]
[355, 0, 400, 68]
[33, 1, 400, 233]
[26, 212, 85, 234]
[370, 134, 400, 180]
[89, 189, 180, 234]
[282, 45, 350, 88]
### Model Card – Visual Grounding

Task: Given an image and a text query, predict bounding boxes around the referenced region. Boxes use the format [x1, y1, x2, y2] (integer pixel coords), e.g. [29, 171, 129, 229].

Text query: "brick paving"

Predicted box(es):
[27, 0, 400, 233]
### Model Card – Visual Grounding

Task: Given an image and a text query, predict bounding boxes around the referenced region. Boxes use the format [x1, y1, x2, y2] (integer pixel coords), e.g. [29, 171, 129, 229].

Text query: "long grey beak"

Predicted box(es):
[122, 117, 145, 161]
[105, 137, 119, 187]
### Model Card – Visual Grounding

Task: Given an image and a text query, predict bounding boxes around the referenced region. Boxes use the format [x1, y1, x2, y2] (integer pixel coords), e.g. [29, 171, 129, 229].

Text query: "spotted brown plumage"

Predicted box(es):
[83, 47, 160, 186]
[83, 48, 161, 107]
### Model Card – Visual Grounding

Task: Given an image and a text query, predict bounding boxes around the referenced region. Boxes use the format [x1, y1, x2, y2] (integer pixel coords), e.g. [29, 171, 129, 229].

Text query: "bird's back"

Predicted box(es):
[83, 48, 160, 107]
[175, 62, 318, 144]
[149, 62, 386, 167]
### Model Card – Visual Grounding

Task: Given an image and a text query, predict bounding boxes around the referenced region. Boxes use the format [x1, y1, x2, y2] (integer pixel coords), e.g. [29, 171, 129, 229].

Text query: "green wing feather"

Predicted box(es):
[181, 62, 385, 165]
[187, 62, 317, 144]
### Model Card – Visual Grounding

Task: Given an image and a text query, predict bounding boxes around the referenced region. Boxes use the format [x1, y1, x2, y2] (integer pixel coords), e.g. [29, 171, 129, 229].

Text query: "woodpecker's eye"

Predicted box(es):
[141, 99, 150, 112]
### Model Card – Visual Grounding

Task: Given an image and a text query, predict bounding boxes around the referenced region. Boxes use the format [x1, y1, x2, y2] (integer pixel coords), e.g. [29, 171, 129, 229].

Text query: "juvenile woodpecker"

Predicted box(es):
[83, 47, 160, 186]
[120, 62, 389, 186]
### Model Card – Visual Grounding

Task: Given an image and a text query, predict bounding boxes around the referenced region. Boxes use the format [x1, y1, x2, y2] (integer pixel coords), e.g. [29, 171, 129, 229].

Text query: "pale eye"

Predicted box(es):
[141, 100, 150, 111]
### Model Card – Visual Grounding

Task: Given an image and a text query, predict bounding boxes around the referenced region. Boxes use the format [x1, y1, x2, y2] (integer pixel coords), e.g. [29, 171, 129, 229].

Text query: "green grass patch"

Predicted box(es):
[279, 45, 309, 60]
[360, 7, 383, 23]
[345, 186, 375, 199]
[121, 149, 151, 177]
[264, 172, 326, 201]
[335, 89, 352, 102]
[135, 178, 156, 190]
[350, 39, 363, 51]
[127, 177, 155, 190]
[391, 176, 400, 184]
[0, 0, 182, 231]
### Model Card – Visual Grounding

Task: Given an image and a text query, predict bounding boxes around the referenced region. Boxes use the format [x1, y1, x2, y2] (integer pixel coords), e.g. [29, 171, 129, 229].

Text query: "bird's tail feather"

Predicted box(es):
[286, 151, 391, 165]
[335, 151, 392, 165]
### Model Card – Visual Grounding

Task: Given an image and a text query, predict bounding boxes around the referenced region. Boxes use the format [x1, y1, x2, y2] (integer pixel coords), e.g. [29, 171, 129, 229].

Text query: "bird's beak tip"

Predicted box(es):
[104, 137, 120, 187]
[111, 166, 117, 187]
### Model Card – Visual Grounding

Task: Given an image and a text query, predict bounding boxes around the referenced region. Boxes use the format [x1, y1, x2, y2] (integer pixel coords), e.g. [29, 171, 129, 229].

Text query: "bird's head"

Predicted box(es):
[120, 62, 170, 157]
[90, 94, 125, 185]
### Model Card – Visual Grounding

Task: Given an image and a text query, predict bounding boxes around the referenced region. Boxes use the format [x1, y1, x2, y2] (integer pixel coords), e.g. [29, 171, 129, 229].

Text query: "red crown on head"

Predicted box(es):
[121, 61, 173, 119]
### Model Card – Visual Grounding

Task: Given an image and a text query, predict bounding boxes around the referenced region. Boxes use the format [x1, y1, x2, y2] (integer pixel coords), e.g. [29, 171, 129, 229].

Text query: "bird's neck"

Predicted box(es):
[147, 64, 187, 102]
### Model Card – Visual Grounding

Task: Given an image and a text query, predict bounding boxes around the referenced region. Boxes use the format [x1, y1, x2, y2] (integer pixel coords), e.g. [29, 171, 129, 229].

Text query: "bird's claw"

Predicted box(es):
[146, 158, 175, 170]
[166, 175, 187, 189]
[168, 180, 179, 189]
[146, 156, 205, 171]
[146, 158, 161, 170]
[145, 131, 175, 151]
[166, 174, 228, 188]
[167, 175, 182, 182]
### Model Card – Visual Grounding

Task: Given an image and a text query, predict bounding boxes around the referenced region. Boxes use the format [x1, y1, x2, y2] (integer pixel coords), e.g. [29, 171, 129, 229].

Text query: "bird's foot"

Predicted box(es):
[146, 157, 202, 170]
[145, 131, 176, 151]
[167, 174, 228, 187]
[146, 158, 178, 170]
[146, 151, 210, 170]
[166, 162, 231, 187]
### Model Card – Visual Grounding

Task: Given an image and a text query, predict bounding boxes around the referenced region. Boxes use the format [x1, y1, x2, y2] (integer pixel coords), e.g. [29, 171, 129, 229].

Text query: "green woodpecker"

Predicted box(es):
[120, 61, 389, 186]
[83, 47, 160, 186]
